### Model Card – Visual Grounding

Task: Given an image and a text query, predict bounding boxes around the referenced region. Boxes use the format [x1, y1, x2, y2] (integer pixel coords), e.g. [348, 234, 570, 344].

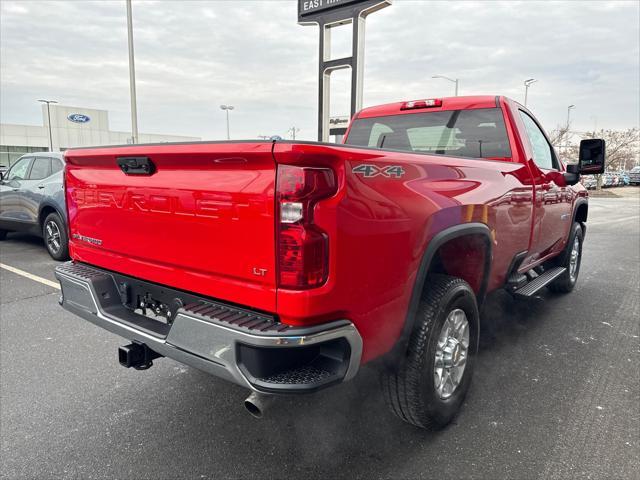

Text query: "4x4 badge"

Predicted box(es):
[352, 164, 405, 178]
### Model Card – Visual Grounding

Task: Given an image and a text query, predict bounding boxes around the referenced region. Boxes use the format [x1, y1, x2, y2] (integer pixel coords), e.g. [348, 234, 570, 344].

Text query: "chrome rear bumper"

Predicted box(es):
[55, 262, 362, 393]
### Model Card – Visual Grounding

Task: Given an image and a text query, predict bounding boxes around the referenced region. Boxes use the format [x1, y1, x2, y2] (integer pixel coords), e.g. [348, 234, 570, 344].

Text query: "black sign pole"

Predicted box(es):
[298, 0, 391, 142]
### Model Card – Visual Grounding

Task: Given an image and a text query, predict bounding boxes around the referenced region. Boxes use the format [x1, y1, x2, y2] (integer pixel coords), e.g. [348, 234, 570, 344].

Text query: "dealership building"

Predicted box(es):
[0, 104, 200, 167]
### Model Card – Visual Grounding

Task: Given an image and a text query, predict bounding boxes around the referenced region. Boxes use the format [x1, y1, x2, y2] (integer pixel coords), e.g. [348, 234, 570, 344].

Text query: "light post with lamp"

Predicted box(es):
[220, 105, 234, 140]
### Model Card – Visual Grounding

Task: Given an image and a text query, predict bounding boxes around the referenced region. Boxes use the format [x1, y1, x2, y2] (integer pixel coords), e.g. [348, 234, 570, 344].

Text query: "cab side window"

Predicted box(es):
[519, 111, 558, 170]
[29, 157, 52, 180]
[6, 157, 32, 181]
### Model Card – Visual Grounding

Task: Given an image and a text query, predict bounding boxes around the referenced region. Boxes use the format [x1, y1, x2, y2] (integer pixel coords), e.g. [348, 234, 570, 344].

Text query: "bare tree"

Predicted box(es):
[548, 125, 573, 164]
[548, 125, 570, 149]
[548, 127, 638, 190]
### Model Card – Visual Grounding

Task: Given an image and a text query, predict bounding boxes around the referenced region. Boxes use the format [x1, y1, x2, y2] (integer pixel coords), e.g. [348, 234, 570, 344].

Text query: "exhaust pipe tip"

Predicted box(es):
[244, 391, 275, 419]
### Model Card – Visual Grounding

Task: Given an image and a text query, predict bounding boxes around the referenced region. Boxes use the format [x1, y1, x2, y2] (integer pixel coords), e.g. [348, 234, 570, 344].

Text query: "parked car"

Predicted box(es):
[0, 152, 69, 260]
[619, 172, 630, 186]
[611, 174, 619, 187]
[602, 173, 614, 188]
[581, 175, 597, 190]
[629, 166, 640, 185]
[55, 95, 605, 429]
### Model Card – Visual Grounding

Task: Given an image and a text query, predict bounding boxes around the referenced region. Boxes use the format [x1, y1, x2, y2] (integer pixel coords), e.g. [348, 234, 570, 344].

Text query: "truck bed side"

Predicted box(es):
[273, 142, 534, 361]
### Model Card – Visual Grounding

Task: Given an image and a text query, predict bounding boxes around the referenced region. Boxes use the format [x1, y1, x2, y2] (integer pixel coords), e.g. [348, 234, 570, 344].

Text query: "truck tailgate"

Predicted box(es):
[64, 142, 277, 312]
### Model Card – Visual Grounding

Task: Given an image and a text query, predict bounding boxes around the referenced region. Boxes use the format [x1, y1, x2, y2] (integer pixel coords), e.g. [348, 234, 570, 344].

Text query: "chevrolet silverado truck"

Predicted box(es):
[55, 96, 605, 429]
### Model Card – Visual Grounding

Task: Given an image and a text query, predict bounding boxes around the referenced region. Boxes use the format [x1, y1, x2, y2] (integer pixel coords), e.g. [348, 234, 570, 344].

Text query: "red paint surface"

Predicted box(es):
[64, 96, 587, 363]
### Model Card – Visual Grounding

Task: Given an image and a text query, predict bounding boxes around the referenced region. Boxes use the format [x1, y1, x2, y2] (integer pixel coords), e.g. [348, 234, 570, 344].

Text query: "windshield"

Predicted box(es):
[345, 107, 511, 160]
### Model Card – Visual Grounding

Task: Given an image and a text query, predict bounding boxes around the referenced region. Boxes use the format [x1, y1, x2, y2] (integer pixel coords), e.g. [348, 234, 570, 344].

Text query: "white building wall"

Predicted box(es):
[0, 123, 49, 148]
[1, 104, 200, 154]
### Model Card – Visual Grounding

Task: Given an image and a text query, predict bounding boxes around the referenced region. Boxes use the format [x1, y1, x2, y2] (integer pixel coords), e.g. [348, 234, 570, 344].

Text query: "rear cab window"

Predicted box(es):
[345, 108, 512, 160]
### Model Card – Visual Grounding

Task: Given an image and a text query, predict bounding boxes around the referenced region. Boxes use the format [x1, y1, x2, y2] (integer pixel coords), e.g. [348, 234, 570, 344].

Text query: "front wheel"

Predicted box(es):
[43, 212, 69, 261]
[549, 222, 583, 293]
[0, 229, 7, 240]
[382, 274, 480, 429]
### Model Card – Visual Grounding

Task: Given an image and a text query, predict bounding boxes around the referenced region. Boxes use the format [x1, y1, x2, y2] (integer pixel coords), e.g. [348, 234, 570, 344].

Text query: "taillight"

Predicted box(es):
[277, 165, 337, 289]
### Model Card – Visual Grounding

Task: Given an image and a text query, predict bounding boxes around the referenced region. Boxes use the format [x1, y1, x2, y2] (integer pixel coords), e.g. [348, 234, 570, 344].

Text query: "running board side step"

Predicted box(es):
[513, 267, 566, 297]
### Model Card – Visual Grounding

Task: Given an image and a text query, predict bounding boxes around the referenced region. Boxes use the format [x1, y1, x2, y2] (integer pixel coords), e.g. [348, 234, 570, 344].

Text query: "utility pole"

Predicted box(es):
[126, 0, 139, 144]
[38, 99, 58, 151]
[220, 105, 234, 140]
[432, 75, 459, 96]
[288, 127, 300, 140]
[524, 78, 537, 106]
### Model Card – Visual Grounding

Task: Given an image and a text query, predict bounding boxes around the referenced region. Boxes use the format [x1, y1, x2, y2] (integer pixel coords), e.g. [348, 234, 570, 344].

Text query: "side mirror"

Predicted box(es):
[563, 163, 580, 185]
[579, 138, 605, 174]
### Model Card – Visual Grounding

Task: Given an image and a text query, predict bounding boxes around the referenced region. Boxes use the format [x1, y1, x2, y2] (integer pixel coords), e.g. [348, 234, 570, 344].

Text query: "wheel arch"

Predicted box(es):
[38, 203, 64, 228]
[390, 222, 492, 360]
[574, 198, 588, 224]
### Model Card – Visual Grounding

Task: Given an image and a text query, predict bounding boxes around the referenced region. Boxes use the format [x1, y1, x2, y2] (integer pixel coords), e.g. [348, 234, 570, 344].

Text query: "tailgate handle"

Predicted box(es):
[117, 156, 155, 175]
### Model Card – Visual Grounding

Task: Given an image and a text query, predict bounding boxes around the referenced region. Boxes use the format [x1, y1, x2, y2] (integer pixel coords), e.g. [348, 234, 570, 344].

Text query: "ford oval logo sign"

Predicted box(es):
[67, 113, 90, 124]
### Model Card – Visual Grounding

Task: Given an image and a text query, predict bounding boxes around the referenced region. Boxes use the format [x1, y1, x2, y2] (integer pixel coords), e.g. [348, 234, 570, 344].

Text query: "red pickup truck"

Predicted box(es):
[55, 96, 605, 429]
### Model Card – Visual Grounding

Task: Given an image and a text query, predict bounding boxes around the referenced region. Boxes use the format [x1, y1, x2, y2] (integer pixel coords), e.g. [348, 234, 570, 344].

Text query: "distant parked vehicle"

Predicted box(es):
[581, 175, 596, 190]
[0, 152, 69, 260]
[611, 174, 620, 187]
[619, 172, 630, 186]
[629, 166, 640, 186]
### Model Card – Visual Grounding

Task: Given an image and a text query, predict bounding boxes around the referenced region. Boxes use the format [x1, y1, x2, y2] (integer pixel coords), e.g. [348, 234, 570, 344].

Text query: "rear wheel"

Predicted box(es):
[549, 222, 583, 293]
[382, 274, 479, 429]
[0, 229, 7, 240]
[43, 212, 69, 261]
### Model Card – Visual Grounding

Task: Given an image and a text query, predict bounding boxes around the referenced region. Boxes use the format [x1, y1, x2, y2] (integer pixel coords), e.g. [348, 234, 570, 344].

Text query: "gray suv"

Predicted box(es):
[0, 152, 69, 260]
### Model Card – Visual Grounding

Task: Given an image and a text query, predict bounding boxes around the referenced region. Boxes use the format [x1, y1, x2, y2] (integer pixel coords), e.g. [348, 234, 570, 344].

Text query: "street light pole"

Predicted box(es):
[566, 104, 575, 130]
[432, 75, 459, 96]
[524, 78, 537, 107]
[126, 0, 139, 144]
[37, 99, 58, 151]
[220, 105, 234, 140]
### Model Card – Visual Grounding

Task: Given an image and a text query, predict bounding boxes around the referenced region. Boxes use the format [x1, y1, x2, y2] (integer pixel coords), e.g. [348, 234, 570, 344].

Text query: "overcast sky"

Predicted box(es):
[1, 0, 638, 141]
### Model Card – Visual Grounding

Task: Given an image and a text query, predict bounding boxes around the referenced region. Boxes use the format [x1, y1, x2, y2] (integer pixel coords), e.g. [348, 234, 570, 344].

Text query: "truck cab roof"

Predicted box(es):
[356, 95, 504, 119]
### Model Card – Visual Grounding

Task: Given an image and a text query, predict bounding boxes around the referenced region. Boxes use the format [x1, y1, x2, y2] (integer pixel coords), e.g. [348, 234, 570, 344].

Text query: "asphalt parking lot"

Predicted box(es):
[1, 192, 639, 480]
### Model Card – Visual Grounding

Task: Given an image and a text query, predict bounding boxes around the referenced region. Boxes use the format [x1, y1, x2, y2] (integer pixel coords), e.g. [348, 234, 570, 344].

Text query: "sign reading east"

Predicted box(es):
[298, 0, 359, 18]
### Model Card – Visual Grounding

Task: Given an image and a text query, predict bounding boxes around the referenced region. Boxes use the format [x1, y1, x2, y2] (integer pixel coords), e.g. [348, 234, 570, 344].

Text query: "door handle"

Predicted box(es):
[37, 184, 45, 189]
[11, 188, 19, 192]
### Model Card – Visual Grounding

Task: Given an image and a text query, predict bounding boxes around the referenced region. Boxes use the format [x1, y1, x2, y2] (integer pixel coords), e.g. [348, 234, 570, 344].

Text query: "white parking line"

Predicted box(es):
[0, 263, 60, 290]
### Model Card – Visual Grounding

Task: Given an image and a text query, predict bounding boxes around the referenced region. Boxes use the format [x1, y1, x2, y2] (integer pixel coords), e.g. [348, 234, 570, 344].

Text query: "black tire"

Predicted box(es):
[0, 229, 7, 240]
[42, 212, 69, 261]
[382, 274, 480, 429]
[548, 222, 583, 293]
